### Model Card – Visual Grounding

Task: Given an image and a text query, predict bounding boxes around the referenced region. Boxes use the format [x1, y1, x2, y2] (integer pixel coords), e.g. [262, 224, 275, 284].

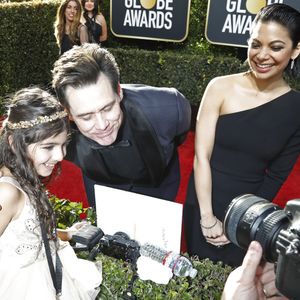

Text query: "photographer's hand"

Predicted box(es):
[221, 241, 288, 300]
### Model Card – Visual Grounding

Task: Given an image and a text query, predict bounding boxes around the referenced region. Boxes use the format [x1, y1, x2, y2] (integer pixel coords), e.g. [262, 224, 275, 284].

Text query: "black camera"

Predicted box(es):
[72, 223, 104, 251]
[224, 194, 300, 299]
[96, 231, 140, 264]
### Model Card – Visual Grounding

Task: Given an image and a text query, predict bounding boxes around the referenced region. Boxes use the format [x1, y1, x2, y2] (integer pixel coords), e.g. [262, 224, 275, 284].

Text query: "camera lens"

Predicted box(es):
[114, 232, 130, 240]
[224, 194, 290, 262]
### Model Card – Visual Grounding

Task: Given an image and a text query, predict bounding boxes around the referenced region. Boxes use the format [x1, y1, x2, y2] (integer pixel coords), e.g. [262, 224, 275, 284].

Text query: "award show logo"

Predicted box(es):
[110, 0, 191, 42]
[205, 0, 300, 47]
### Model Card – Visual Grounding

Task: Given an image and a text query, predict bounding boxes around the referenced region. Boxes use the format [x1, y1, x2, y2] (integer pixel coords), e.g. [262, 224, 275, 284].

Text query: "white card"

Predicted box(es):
[95, 185, 183, 253]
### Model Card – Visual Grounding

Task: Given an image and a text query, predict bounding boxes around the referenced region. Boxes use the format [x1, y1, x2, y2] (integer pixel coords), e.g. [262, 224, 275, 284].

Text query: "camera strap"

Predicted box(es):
[40, 223, 63, 298]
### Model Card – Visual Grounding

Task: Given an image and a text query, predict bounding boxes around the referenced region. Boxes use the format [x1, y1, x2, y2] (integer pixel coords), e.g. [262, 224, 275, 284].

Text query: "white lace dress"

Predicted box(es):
[0, 177, 102, 300]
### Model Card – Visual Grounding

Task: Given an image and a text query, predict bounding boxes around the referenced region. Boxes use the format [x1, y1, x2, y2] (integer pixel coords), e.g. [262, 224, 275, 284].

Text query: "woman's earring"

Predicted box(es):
[291, 59, 295, 70]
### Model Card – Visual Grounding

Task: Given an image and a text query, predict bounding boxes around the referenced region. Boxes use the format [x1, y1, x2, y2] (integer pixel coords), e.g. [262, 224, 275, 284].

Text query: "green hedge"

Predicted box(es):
[76, 252, 232, 300]
[53, 196, 233, 299]
[0, 0, 242, 105]
[110, 48, 242, 104]
[0, 1, 59, 96]
[0, 0, 299, 107]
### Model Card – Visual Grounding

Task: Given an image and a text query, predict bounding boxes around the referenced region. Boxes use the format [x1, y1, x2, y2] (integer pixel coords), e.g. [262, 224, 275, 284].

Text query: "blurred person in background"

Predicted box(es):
[54, 0, 88, 55]
[81, 0, 107, 45]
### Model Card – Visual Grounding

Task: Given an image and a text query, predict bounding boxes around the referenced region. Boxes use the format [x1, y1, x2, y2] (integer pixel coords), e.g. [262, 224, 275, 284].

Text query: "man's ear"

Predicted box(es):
[118, 82, 123, 101]
[66, 109, 73, 121]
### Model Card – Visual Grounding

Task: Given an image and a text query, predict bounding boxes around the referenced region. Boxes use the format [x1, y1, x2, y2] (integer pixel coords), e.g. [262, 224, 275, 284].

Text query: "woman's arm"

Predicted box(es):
[98, 14, 107, 42]
[0, 183, 23, 236]
[193, 77, 229, 245]
[79, 24, 89, 44]
[257, 127, 300, 201]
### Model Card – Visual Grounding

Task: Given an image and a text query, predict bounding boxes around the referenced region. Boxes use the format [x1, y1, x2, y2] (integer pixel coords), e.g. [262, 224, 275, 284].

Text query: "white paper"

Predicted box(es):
[94, 185, 183, 253]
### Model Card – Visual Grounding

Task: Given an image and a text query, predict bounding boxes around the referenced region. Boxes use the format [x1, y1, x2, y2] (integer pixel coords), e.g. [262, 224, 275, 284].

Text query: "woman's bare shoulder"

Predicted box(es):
[96, 14, 105, 23]
[210, 73, 244, 85]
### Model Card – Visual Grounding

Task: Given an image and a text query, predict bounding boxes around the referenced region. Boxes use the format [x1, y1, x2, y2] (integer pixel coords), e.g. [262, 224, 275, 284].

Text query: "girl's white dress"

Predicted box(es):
[0, 177, 102, 300]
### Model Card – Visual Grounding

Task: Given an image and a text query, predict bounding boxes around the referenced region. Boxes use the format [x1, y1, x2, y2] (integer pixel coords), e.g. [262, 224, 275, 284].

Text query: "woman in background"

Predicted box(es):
[54, 0, 88, 55]
[81, 0, 107, 45]
[184, 3, 300, 267]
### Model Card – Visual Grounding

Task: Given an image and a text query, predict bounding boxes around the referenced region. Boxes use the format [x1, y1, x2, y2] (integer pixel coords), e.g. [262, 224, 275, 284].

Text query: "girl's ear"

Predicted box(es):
[8, 135, 13, 147]
[8, 135, 15, 152]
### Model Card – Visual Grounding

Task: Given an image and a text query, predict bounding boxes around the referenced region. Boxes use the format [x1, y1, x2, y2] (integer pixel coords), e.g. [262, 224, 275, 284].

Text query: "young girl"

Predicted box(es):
[54, 0, 89, 55]
[81, 0, 107, 44]
[0, 88, 101, 299]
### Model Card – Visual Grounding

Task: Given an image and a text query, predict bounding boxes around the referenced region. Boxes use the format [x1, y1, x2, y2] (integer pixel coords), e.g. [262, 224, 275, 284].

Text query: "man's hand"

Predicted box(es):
[221, 241, 288, 300]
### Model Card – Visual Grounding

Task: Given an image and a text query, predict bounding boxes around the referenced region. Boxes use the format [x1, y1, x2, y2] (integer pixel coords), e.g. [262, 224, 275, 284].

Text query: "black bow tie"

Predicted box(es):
[91, 139, 131, 150]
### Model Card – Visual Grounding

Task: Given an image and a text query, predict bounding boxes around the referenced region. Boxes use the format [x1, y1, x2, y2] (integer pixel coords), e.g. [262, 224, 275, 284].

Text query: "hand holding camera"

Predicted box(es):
[222, 241, 287, 300]
[224, 194, 300, 299]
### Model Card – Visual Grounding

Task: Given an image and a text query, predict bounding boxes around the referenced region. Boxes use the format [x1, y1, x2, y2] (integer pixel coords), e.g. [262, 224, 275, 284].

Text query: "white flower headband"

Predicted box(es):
[6, 111, 68, 130]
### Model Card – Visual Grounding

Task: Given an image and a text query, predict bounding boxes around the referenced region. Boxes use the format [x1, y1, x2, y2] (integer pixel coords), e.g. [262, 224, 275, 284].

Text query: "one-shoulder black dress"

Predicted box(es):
[184, 90, 300, 267]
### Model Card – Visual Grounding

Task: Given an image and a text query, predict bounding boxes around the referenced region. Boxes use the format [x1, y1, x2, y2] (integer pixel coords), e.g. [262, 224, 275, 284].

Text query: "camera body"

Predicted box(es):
[224, 194, 300, 299]
[97, 232, 140, 263]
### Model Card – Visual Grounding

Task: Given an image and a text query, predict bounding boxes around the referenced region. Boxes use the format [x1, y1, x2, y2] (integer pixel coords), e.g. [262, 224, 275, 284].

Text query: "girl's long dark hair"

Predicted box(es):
[0, 88, 70, 239]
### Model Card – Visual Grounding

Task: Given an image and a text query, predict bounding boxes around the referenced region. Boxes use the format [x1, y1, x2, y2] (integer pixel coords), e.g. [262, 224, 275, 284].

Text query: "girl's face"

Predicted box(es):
[247, 21, 299, 81]
[84, 0, 95, 12]
[65, 0, 79, 22]
[27, 131, 68, 177]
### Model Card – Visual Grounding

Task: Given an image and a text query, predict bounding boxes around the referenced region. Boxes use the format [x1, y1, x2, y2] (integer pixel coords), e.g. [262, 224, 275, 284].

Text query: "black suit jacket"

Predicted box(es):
[66, 84, 191, 205]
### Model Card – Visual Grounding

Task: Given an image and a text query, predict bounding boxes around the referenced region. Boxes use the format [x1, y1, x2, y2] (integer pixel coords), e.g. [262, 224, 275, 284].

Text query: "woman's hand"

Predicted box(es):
[200, 216, 230, 247]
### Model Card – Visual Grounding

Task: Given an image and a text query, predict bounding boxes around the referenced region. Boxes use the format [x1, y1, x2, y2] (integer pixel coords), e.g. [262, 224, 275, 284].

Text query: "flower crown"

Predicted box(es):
[6, 111, 68, 130]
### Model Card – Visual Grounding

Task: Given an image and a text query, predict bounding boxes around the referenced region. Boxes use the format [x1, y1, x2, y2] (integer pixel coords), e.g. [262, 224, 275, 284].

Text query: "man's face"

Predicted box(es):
[65, 74, 123, 146]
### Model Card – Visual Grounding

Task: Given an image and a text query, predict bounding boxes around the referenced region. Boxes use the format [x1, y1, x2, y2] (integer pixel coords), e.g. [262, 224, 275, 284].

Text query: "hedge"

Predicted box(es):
[0, 0, 242, 106]
[54, 196, 233, 299]
[75, 252, 233, 300]
[0, 0, 299, 104]
[109, 48, 242, 105]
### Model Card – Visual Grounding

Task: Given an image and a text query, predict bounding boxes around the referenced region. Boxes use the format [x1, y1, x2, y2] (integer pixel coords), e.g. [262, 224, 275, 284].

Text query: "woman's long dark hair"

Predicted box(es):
[0, 87, 70, 239]
[54, 0, 83, 46]
[82, 0, 101, 42]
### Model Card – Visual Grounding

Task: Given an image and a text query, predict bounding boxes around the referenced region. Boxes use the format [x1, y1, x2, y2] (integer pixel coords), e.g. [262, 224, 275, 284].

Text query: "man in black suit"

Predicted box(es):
[52, 44, 191, 208]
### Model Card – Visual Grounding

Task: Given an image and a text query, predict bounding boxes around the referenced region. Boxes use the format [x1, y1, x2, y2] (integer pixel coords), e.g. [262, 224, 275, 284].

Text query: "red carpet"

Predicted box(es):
[46, 131, 300, 251]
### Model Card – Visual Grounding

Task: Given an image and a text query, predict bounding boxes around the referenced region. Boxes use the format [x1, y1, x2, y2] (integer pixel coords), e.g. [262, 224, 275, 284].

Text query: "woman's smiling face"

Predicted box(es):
[247, 21, 298, 81]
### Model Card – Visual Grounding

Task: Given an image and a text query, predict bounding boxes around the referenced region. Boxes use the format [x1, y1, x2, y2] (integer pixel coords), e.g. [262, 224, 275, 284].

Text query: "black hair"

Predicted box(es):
[253, 4, 300, 78]
[52, 44, 120, 110]
[0, 87, 70, 238]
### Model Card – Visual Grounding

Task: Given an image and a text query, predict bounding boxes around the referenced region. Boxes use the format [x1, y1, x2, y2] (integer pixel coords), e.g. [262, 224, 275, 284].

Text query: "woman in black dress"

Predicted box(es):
[81, 0, 107, 45]
[54, 0, 88, 55]
[184, 3, 300, 267]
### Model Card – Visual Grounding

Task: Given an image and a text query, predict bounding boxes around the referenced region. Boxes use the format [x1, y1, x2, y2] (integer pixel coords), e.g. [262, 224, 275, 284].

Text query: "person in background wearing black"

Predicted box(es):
[52, 43, 191, 208]
[81, 0, 107, 45]
[54, 0, 88, 55]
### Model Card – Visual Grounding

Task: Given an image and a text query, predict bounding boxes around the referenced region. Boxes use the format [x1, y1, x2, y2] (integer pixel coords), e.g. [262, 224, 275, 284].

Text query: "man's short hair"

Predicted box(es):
[52, 44, 120, 110]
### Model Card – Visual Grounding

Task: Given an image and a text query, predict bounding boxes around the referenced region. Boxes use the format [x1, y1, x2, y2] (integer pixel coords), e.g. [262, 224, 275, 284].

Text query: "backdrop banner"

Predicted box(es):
[205, 0, 300, 48]
[110, 0, 191, 42]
